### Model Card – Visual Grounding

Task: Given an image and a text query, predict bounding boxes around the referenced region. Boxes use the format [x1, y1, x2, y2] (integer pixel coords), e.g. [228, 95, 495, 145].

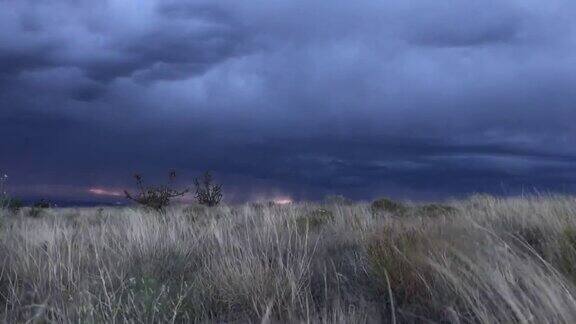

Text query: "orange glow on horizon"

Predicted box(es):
[273, 198, 293, 205]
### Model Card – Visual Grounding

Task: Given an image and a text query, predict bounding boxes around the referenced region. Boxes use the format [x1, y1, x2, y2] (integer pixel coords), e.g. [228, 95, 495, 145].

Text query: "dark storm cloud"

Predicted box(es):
[0, 44, 58, 76]
[1, 0, 576, 202]
[83, 24, 249, 82]
[0, 1, 251, 83]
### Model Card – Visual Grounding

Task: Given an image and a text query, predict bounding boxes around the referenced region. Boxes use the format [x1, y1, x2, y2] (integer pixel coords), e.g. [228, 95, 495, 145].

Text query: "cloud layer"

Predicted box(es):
[1, 0, 575, 202]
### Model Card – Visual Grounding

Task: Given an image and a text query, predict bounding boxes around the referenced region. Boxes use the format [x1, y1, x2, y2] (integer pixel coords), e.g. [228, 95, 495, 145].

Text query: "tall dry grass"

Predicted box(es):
[1, 195, 576, 323]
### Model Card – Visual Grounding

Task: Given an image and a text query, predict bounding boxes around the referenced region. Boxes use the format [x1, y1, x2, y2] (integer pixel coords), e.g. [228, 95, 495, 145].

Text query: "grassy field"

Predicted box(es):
[2, 195, 576, 323]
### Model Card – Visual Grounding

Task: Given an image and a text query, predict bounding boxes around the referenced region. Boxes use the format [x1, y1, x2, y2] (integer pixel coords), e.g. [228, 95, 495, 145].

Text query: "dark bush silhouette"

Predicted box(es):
[25, 200, 52, 218]
[1, 198, 22, 214]
[194, 171, 222, 207]
[7, 198, 23, 214]
[371, 197, 407, 215]
[124, 171, 188, 211]
[33, 199, 52, 209]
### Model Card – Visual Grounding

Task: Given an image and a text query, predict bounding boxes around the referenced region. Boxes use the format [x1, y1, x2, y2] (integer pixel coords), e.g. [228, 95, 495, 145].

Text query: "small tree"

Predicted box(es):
[124, 171, 188, 211]
[194, 171, 222, 207]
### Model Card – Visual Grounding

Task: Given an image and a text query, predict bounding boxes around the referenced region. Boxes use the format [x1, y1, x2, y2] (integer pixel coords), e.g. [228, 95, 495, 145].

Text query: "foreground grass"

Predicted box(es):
[1, 195, 576, 323]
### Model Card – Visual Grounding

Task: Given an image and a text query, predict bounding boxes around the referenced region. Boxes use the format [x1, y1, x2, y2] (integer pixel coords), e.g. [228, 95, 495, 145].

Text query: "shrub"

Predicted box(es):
[194, 171, 222, 207]
[414, 204, 458, 217]
[296, 208, 334, 231]
[7, 198, 23, 214]
[1, 198, 23, 214]
[23, 199, 52, 218]
[33, 199, 52, 209]
[370, 197, 407, 215]
[124, 171, 188, 212]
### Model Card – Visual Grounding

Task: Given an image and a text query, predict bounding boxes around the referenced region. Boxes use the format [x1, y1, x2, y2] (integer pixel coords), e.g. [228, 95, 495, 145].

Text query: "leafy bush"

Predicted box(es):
[370, 197, 408, 215]
[194, 171, 222, 207]
[125, 171, 188, 212]
[296, 208, 334, 231]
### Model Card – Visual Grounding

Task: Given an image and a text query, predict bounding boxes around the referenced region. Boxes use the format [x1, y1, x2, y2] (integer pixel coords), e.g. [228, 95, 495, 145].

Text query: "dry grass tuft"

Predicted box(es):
[1, 195, 576, 322]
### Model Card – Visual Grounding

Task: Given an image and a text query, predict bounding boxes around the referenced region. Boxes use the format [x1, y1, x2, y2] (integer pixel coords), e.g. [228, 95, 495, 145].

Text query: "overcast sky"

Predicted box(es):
[1, 0, 575, 203]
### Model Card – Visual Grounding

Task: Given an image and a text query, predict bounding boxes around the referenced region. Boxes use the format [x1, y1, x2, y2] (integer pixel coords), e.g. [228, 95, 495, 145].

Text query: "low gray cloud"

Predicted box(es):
[1, 0, 575, 203]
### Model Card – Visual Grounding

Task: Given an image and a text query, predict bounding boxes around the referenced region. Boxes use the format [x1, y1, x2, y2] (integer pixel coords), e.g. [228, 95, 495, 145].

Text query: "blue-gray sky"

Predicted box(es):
[1, 0, 575, 203]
